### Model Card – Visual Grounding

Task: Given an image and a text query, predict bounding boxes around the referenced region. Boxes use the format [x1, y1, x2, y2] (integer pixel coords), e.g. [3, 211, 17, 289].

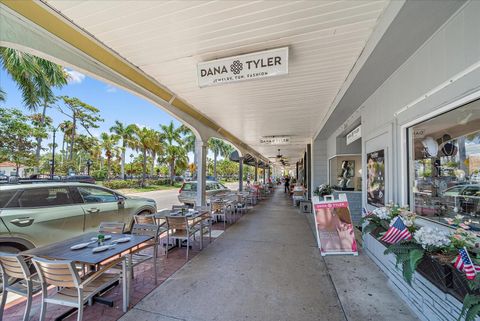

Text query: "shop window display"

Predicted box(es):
[409, 99, 480, 228]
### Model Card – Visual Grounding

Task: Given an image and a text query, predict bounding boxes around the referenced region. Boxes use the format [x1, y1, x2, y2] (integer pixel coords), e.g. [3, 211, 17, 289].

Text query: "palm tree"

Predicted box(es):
[0, 47, 69, 169]
[208, 138, 233, 180]
[130, 126, 156, 187]
[159, 121, 185, 184]
[110, 121, 136, 179]
[0, 88, 5, 102]
[149, 131, 163, 177]
[159, 145, 188, 184]
[100, 133, 119, 180]
[180, 124, 196, 167]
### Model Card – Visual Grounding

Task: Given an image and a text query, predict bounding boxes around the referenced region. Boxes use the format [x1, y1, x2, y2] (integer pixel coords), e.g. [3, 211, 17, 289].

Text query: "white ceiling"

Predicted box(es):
[45, 0, 389, 163]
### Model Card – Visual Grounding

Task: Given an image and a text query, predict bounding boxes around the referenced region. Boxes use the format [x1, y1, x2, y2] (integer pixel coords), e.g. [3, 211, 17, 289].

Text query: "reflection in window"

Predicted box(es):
[409, 99, 480, 230]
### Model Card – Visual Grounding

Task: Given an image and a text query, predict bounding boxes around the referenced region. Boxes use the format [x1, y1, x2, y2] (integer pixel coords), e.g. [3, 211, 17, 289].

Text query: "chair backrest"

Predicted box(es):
[131, 224, 160, 242]
[99, 222, 125, 234]
[211, 201, 225, 213]
[165, 216, 188, 230]
[134, 214, 156, 225]
[0, 252, 31, 281]
[32, 257, 80, 288]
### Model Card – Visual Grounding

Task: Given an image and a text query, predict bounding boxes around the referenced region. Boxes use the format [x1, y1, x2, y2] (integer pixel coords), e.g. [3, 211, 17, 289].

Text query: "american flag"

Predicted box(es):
[380, 217, 412, 244]
[362, 207, 369, 217]
[454, 247, 480, 280]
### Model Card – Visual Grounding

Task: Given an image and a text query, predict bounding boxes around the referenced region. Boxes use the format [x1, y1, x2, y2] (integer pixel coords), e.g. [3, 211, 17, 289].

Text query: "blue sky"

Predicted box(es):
[0, 66, 197, 162]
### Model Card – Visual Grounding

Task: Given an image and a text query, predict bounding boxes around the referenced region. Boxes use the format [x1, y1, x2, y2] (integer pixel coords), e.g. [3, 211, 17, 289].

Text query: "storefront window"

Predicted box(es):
[409, 99, 480, 228]
[329, 155, 362, 191]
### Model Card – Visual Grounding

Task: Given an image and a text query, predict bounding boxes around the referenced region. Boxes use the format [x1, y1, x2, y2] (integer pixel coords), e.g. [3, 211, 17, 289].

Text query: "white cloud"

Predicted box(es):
[106, 84, 117, 93]
[66, 69, 86, 84]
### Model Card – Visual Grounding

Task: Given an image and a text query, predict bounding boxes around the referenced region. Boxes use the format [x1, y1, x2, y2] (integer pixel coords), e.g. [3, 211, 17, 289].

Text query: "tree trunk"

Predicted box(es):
[69, 115, 76, 161]
[34, 101, 48, 173]
[213, 151, 218, 180]
[151, 151, 156, 177]
[107, 157, 111, 180]
[142, 149, 147, 187]
[458, 136, 468, 174]
[170, 160, 175, 185]
[121, 143, 126, 180]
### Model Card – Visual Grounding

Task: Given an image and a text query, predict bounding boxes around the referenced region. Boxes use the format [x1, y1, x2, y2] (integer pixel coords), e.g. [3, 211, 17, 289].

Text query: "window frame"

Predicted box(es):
[5, 186, 79, 209]
[77, 186, 119, 204]
[404, 95, 480, 227]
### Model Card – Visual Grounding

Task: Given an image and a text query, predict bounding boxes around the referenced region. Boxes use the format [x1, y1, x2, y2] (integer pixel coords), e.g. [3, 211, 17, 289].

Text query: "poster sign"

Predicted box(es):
[367, 149, 385, 207]
[313, 196, 358, 256]
[197, 47, 288, 87]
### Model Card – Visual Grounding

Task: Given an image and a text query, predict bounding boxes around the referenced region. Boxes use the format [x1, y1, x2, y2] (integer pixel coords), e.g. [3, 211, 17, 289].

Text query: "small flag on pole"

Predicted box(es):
[362, 207, 369, 217]
[380, 217, 412, 244]
[454, 247, 480, 280]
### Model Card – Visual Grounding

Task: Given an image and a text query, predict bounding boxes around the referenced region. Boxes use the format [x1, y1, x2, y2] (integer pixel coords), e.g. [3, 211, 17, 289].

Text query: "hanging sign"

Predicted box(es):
[260, 136, 290, 145]
[346, 125, 361, 145]
[312, 195, 358, 256]
[197, 47, 289, 87]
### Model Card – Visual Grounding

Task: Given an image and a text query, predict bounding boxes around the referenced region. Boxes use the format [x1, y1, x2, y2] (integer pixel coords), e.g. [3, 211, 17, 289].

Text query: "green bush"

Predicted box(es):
[103, 180, 138, 189]
[103, 178, 175, 189]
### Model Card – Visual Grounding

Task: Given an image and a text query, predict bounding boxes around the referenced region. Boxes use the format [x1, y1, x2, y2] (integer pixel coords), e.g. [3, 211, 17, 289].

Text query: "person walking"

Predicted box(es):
[284, 175, 291, 193]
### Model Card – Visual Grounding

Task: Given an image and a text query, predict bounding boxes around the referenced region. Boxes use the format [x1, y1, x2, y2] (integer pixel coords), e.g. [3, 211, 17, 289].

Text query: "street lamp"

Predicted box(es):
[50, 125, 59, 180]
[86, 159, 93, 176]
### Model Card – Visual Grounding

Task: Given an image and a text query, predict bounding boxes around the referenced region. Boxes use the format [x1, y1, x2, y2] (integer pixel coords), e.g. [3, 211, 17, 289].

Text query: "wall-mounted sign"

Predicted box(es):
[197, 47, 288, 88]
[260, 136, 290, 145]
[346, 125, 361, 145]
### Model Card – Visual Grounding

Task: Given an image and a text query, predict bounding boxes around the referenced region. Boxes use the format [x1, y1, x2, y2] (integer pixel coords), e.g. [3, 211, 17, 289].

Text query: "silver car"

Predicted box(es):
[0, 182, 157, 253]
[178, 180, 230, 206]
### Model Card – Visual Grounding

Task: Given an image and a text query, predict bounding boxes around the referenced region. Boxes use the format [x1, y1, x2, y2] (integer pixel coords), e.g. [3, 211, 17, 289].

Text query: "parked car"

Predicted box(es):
[0, 182, 157, 253]
[0, 174, 8, 183]
[178, 180, 230, 206]
[63, 175, 96, 184]
[442, 184, 480, 214]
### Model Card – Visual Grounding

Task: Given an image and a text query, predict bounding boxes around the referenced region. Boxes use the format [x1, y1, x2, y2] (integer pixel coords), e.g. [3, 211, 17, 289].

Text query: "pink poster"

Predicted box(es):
[313, 201, 358, 256]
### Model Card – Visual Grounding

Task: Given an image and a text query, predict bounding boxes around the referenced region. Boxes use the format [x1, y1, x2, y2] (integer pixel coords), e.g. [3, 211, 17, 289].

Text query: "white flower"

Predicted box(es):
[413, 227, 451, 249]
[371, 207, 389, 220]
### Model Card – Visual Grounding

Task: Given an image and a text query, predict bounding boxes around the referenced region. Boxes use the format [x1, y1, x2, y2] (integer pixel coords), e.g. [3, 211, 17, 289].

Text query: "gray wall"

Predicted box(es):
[314, 0, 480, 210]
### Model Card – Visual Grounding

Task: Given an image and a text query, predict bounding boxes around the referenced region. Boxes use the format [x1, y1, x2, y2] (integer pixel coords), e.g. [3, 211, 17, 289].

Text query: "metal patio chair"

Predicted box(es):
[165, 216, 201, 261]
[0, 253, 42, 321]
[32, 256, 122, 321]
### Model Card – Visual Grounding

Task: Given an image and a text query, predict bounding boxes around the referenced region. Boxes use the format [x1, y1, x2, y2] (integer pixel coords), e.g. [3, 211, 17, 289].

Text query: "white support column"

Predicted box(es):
[238, 156, 244, 191]
[195, 139, 207, 206]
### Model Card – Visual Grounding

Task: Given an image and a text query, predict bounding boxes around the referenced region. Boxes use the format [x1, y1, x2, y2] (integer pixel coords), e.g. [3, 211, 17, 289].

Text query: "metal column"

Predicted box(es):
[195, 139, 207, 206]
[254, 160, 258, 182]
[307, 144, 312, 200]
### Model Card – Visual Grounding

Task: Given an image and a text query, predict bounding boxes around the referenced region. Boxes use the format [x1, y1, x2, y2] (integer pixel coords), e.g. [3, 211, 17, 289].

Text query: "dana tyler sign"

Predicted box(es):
[197, 47, 288, 87]
[260, 136, 290, 145]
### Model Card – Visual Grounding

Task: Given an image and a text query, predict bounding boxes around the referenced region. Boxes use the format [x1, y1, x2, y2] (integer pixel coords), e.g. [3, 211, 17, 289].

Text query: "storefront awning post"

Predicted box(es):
[195, 139, 207, 206]
[238, 156, 244, 192]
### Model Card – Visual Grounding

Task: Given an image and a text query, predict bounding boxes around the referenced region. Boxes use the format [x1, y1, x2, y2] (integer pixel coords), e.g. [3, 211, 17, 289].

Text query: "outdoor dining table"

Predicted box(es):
[22, 231, 153, 315]
[154, 209, 210, 250]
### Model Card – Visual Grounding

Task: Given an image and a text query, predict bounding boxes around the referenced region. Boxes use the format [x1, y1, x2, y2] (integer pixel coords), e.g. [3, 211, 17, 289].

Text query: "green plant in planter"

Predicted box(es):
[384, 240, 425, 285]
[313, 184, 333, 197]
[384, 226, 452, 285]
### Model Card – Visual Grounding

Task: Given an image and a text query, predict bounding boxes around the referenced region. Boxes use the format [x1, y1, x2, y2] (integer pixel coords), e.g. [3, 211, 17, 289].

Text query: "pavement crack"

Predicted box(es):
[132, 307, 189, 321]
